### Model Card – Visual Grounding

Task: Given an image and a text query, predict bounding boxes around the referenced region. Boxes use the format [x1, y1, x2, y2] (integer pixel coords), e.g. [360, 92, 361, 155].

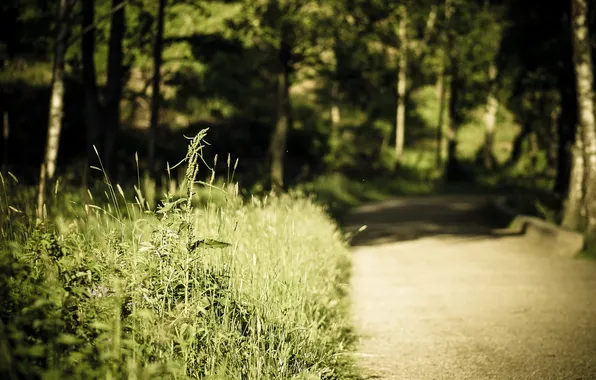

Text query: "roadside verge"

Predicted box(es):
[487, 195, 584, 258]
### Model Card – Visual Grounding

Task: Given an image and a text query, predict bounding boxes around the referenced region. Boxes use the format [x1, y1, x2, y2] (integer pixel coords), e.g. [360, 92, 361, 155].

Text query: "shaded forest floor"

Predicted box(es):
[302, 168, 561, 227]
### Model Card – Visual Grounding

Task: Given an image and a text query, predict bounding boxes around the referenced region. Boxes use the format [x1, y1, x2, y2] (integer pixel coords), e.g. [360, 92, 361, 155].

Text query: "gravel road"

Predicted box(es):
[345, 195, 596, 380]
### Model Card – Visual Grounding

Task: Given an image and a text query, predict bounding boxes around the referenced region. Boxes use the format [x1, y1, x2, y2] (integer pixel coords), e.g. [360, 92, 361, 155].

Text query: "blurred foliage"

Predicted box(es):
[0, 0, 592, 200]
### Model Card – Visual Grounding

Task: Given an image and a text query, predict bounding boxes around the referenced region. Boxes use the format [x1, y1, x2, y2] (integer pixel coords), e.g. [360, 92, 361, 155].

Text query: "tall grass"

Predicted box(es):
[0, 130, 357, 379]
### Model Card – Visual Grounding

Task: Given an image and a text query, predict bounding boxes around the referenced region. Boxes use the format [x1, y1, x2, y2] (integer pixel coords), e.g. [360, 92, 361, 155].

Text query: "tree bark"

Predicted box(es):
[482, 63, 498, 170]
[395, 7, 408, 161]
[82, 0, 102, 169]
[445, 44, 463, 182]
[436, 0, 451, 170]
[37, 0, 71, 221]
[1, 112, 8, 173]
[561, 123, 585, 230]
[103, 0, 126, 178]
[329, 80, 341, 163]
[436, 59, 447, 169]
[149, 0, 166, 178]
[330, 81, 341, 126]
[412, 6, 437, 62]
[445, 74, 459, 181]
[547, 105, 561, 178]
[269, 26, 292, 192]
[570, 0, 596, 233]
[528, 131, 539, 172]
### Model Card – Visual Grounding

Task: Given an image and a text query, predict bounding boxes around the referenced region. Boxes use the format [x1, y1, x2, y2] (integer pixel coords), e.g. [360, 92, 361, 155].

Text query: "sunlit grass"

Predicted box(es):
[0, 131, 358, 379]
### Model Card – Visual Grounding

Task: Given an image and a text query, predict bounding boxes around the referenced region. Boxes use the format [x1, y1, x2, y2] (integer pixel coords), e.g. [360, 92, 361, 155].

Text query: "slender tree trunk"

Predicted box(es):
[436, 60, 447, 169]
[1, 112, 8, 173]
[445, 75, 459, 181]
[37, 0, 71, 221]
[445, 45, 463, 182]
[269, 27, 292, 192]
[104, 0, 126, 178]
[571, 0, 596, 233]
[395, 7, 408, 161]
[528, 131, 539, 172]
[329, 80, 341, 162]
[82, 0, 102, 169]
[482, 63, 498, 170]
[436, 0, 451, 170]
[330, 81, 341, 126]
[149, 0, 166, 178]
[555, 109, 575, 195]
[413, 7, 437, 62]
[547, 105, 561, 178]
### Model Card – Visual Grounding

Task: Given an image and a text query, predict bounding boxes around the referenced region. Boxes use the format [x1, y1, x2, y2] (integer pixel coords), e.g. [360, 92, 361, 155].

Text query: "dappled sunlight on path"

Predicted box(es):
[347, 196, 596, 380]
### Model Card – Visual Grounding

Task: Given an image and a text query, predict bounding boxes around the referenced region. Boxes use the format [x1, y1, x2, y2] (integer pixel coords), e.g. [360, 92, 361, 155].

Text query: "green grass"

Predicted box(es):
[0, 132, 359, 379]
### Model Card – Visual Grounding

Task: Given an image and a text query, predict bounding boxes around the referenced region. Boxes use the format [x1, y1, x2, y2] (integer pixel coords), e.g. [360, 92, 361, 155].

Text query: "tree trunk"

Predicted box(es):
[1, 112, 8, 173]
[269, 27, 292, 192]
[445, 47, 463, 182]
[37, 0, 71, 221]
[445, 76, 459, 181]
[482, 63, 498, 170]
[436, 0, 451, 170]
[395, 7, 408, 161]
[103, 0, 126, 178]
[149, 0, 166, 178]
[547, 105, 561, 178]
[330, 81, 341, 126]
[571, 0, 596, 233]
[82, 0, 102, 169]
[436, 60, 447, 169]
[528, 131, 539, 172]
[561, 124, 585, 230]
[329, 80, 341, 163]
[413, 6, 437, 62]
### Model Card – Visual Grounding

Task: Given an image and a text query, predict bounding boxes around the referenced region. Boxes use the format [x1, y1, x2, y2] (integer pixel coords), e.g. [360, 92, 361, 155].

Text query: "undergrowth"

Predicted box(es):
[0, 130, 358, 379]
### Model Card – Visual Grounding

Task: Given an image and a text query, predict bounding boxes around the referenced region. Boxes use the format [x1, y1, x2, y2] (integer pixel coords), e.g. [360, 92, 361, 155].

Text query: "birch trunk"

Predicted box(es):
[570, 0, 596, 231]
[395, 7, 407, 161]
[436, 61, 447, 168]
[562, 124, 585, 230]
[483, 64, 498, 170]
[149, 0, 166, 177]
[37, 0, 71, 220]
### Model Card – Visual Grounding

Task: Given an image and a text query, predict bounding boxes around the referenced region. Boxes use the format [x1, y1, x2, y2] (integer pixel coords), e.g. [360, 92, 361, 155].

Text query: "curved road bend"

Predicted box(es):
[345, 195, 596, 380]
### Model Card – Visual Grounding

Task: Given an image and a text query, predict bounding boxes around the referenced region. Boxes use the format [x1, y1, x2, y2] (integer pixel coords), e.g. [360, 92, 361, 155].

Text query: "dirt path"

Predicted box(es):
[345, 195, 596, 380]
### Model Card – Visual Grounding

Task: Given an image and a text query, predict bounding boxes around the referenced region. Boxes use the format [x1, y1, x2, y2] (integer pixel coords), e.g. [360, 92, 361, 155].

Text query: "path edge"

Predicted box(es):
[487, 195, 585, 258]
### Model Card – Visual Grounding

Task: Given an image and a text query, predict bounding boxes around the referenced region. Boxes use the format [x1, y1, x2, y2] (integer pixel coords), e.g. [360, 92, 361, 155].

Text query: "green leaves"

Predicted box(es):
[155, 197, 187, 214]
[188, 238, 232, 250]
[56, 333, 82, 346]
